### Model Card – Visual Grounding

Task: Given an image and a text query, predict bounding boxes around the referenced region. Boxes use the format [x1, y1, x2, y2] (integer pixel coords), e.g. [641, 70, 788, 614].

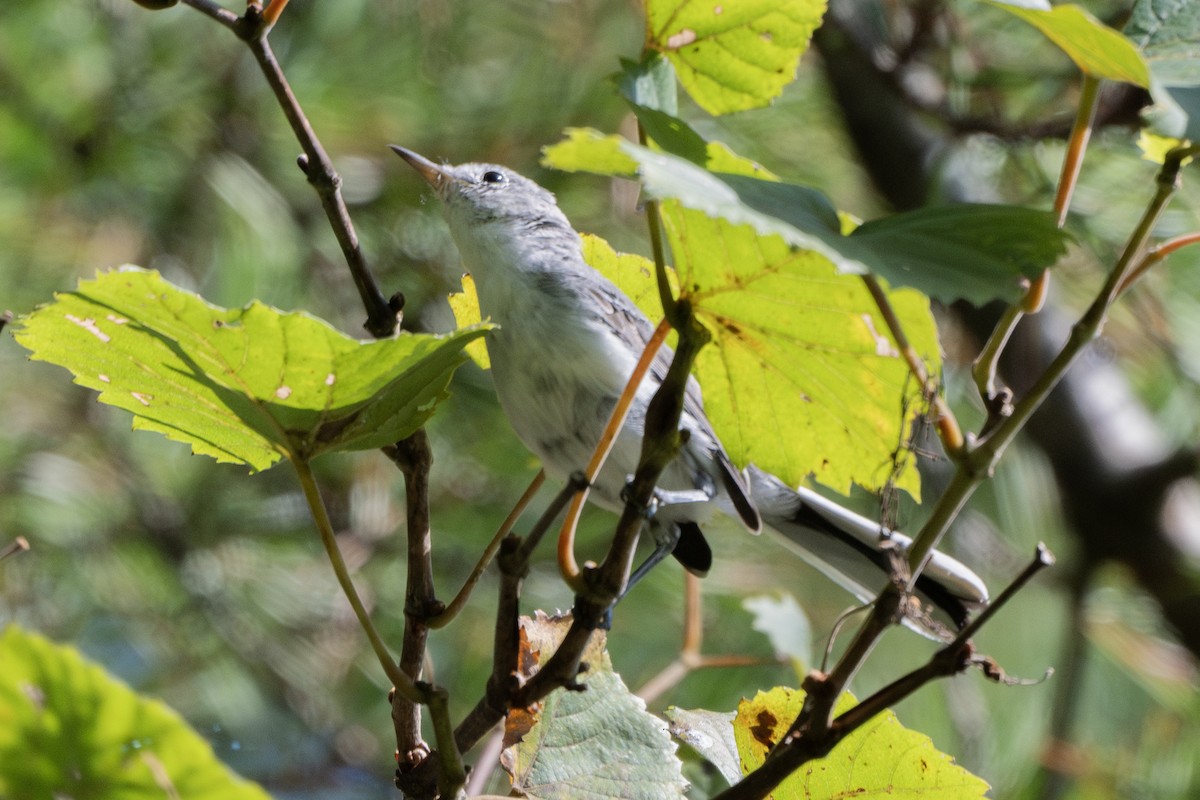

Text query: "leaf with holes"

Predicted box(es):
[13, 268, 488, 470]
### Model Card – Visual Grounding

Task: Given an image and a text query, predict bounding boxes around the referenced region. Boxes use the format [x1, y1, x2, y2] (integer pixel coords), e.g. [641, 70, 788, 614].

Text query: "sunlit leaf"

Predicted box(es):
[0, 625, 271, 800]
[500, 613, 686, 799]
[644, 0, 827, 114]
[986, 1, 1149, 86]
[541, 128, 640, 177]
[543, 133, 1068, 304]
[663, 204, 936, 497]
[13, 268, 488, 470]
[447, 273, 491, 369]
[617, 57, 781, 177]
[734, 687, 989, 799]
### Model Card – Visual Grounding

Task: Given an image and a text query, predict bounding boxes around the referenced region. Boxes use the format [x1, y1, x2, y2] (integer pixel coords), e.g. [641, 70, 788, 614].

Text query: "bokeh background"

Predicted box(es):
[2, 1, 1198, 798]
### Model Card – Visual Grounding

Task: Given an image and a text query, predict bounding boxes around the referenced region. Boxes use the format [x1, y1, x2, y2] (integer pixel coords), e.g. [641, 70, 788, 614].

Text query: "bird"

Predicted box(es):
[391, 145, 988, 632]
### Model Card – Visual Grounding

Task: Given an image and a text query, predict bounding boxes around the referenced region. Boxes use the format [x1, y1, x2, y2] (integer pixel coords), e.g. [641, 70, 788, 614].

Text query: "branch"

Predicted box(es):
[177, 0, 395, 337]
[382, 431, 440, 771]
[717, 546, 1055, 800]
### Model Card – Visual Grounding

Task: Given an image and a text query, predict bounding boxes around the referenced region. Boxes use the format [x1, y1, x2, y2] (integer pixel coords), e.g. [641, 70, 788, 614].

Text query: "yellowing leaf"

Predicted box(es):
[447, 273, 490, 369]
[663, 204, 938, 498]
[734, 687, 989, 799]
[645, 0, 827, 114]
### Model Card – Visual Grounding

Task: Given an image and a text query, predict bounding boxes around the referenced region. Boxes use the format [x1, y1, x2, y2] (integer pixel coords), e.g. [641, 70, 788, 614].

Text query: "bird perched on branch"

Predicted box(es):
[392, 146, 988, 633]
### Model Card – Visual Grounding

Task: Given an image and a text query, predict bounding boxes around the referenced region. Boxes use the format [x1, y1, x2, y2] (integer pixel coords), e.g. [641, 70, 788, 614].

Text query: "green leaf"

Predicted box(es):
[544, 133, 1068, 304]
[617, 56, 777, 177]
[985, 1, 1150, 86]
[848, 203, 1070, 305]
[1126, 0, 1200, 140]
[500, 613, 687, 800]
[734, 687, 989, 799]
[644, 0, 826, 114]
[618, 52, 680, 116]
[1127, 0, 1200, 85]
[12, 268, 488, 471]
[0, 624, 271, 800]
[662, 203, 935, 497]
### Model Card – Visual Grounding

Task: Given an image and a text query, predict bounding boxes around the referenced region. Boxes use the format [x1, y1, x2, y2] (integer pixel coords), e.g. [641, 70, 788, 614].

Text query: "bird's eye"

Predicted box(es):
[481, 170, 506, 184]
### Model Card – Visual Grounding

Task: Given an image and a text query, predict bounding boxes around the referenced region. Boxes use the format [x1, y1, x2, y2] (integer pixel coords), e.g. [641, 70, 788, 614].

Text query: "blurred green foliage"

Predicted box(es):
[1, 1, 1198, 799]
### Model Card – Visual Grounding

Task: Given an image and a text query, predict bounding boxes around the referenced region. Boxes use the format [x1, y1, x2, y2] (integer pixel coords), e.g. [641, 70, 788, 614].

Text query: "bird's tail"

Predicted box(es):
[747, 465, 988, 636]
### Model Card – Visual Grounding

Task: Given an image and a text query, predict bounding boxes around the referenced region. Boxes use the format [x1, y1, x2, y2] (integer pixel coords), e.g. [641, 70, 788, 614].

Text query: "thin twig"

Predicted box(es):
[0, 537, 30, 562]
[179, 0, 240, 29]
[1118, 230, 1200, 294]
[972, 74, 1101, 409]
[426, 684, 467, 796]
[292, 458, 417, 699]
[178, 0, 395, 336]
[260, 0, 290, 29]
[861, 274, 964, 455]
[431, 470, 546, 628]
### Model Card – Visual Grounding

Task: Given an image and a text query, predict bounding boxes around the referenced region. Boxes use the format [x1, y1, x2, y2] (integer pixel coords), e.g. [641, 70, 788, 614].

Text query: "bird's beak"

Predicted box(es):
[389, 145, 452, 190]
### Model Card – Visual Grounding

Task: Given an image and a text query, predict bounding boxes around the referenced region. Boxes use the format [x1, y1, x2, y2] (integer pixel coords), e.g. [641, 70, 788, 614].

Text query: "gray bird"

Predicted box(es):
[392, 146, 988, 631]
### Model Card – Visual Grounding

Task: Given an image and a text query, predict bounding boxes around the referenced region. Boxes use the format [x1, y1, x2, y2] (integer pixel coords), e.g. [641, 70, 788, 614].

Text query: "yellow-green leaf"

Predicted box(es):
[986, 1, 1150, 86]
[541, 128, 639, 177]
[734, 687, 989, 799]
[13, 268, 488, 470]
[645, 0, 827, 114]
[663, 204, 938, 498]
[447, 273, 491, 369]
